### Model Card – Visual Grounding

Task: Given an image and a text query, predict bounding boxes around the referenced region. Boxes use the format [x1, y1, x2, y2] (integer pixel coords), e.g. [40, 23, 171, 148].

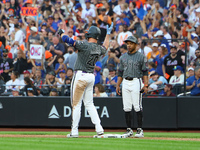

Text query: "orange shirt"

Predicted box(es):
[96, 15, 112, 26]
[147, 51, 160, 60]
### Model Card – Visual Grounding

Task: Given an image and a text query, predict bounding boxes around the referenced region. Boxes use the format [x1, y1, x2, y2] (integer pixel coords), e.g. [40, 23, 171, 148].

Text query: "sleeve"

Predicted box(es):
[95, 61, 102, 69]
[100, 45, 107, 55]
[51, 23, 58, 31]
[55, 63, 59, 71]
[142, 55, 148, 76]
[186, 77, 192, 86]
[75, 41, 88, 52]
[118, 57, 124, 77]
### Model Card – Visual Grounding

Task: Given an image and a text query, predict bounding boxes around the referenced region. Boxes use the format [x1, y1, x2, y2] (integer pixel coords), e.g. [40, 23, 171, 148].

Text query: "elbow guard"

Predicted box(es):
[62, 35, 75, 46]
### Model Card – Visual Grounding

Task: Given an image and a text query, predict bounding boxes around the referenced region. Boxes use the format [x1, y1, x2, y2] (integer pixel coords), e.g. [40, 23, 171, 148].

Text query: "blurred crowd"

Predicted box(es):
[1, 0, 200, 97]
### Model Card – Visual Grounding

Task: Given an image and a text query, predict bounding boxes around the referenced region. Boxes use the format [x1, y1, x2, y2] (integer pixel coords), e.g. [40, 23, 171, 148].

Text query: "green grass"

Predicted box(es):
[0, 131, 200, 150]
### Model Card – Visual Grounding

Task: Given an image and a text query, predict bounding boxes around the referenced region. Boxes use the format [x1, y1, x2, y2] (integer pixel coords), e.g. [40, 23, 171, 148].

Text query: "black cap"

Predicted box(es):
[51, 88, 57, 92]
[14, 24, 20, 28]
[3, 49, 9, 53]
[120, 44, 127, 50]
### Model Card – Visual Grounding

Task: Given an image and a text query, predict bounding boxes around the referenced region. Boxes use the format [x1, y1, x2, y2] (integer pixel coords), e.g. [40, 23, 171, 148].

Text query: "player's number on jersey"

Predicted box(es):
[87, 54, 99, 66]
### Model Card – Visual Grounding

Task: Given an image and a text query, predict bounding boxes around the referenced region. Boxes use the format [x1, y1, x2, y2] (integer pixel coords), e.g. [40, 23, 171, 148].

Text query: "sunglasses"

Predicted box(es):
[68, 31, 73, 33]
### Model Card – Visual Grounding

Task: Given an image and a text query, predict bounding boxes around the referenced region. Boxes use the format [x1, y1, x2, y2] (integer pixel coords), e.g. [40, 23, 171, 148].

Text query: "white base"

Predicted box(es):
[93, 134, 128, 138]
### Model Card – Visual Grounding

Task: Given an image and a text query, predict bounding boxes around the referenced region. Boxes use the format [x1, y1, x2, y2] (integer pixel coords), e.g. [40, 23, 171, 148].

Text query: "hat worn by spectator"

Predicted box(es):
[191, 33, 199, 40]
[161, 44, 166, 47]
[170, 45, 177, 49]
[182, 19, 189, 24]
[23, 70, 30, 74]
[48, 15, 54, 19]
[188, 67, 194, 71]
[45, 51, 52, 59]
[75, 3, 82, 9]
[154, 30, 164, 37]
[109, 68, 116, 72]
[12, 88, 19, 92]
[9, 14, 14, 17]
[149, 84, 158, 90]
[59, 70, 66, 73]
[17, 44, 25, 51]
[124, 36, 138, 44]
[152, 43, 158, 47]
[181, 42, 189, 48]
[26, 0, 33, 4]
[150, 72, 158, 77]
[51, 88, 57, 92]
[6, 0, 10, 3]
[173, 66, 183, 72]
[30, 26, 37, 32]
[120, 44, 127, 50]
[42, 22, 47, 26]
[3, 49, 9, 53]
[165, 84, 173, 90]
[151, 27, 159, 32]
[142, 33, 148, 38]
[48, 71, 55, 76]
[85, 0, 91, 3]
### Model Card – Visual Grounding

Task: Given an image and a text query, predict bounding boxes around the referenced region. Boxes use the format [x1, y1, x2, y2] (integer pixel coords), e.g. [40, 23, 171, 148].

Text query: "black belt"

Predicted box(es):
[125, 77, 134, 80]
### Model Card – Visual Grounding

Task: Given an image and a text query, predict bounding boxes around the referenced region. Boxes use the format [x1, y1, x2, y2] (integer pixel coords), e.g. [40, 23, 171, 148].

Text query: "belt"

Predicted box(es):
[125, 77, 134, 80]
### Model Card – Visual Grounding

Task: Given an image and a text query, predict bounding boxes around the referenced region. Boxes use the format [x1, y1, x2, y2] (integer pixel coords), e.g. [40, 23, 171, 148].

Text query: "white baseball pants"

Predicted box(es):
[122, 78, 144, 112]
[70, 71, 103, 135]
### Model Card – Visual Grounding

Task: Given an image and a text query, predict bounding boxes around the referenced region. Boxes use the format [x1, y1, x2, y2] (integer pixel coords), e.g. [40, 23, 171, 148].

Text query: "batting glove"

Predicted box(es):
[106, 22, 113, 35]
[57, 29, 65, 36]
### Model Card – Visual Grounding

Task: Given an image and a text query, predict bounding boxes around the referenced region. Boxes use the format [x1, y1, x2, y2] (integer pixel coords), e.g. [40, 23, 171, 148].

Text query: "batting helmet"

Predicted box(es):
[85, 26, 101, 40]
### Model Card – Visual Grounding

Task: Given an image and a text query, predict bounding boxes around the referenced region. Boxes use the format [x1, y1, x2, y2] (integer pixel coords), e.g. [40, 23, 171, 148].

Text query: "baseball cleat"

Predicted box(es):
[67, 133, 78, 138]
[97, 131, 104, 136]
[135, 128, 144, 138]
[123, 128, 133, 137]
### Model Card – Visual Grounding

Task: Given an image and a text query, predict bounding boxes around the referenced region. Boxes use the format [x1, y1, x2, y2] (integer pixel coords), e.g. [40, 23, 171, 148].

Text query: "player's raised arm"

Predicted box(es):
[58, 29, 76, 46]
[103, 22, 113, 50]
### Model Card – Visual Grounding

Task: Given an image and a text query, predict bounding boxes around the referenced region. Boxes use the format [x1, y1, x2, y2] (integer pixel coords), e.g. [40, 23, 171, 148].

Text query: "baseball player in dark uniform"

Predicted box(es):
[58, 23, 113, 138]
[116, 36, 148, 138]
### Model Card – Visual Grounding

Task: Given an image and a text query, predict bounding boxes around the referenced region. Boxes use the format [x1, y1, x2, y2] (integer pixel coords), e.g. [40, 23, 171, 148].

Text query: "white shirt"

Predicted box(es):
[191, 41, 199, 50]
[138, 46, 152, 57]
[164, 33, 171, 40]
[117, 31, 133, 46]
[5, 79, 21, 92]
[57, 78, 65, 88]
[15, 29, 25, 46]
[169, 74, 184, 85]
[188, 46, 196, 64]
[81, 7, 96, 23]
[94, 92, 108, 97]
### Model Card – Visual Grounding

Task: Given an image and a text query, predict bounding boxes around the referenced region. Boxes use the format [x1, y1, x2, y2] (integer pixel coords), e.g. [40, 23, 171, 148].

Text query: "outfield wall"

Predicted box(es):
[0, 97, 199, 129]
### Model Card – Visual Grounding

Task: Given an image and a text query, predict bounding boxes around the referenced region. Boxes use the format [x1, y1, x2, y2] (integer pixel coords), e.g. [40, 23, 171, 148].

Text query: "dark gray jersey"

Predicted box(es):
[118, 51, 148, 78]
[74, 41, 107, 73]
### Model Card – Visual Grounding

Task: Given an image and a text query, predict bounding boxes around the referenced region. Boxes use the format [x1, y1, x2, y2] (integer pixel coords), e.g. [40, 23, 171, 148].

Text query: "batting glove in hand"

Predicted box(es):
[106, 22, 113, 35]
[57, 29, 65, 36]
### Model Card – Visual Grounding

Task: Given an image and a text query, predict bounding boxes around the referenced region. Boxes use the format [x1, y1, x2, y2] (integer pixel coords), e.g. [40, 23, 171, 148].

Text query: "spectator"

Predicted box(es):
[81, 0, 96, 24]
[23, 70, 32, 79]
[153, 44, 168, 76]
[27, 87, 36, 97]
[106, 68, 118, 96]
[0, 75, 5, 94]
[94, 60, 102, 85]
[0, 49, 14, 82]
[5, 71, 20, 92]
[163, 84, 176, 97]
[194, 49, 200, 66]
[186, 66, 200, 96]
[56, 69, 66, 88]
[147, 43, 159, 61]
[44, 71, 57, 91]
[49, 88, 59, 96]
[187, 67, 194, 78]
[117, 24, 133, 46]
[55, 55, 67, 78]
[109, 39, 120, 58]
[169, 66, 184, 85]
[149, 72, 168, 89]
[180, 42, 196, 65]
[93, 84, 108, 97]
[13, 44, 27, 80]
[0, 20, 10, 47]
[44, 51, 57, 74]
[64, 46, 77, 70]
[9, 88, 20, 97]
[23, 77, 38, 96]
[148, 62, 156, 75]
[163, 45, 184, 81]
[66, 68, 73, 80]
[36, 87, 43, 96]
[46, 15, 57, 33]
[33, 69, 44, 87]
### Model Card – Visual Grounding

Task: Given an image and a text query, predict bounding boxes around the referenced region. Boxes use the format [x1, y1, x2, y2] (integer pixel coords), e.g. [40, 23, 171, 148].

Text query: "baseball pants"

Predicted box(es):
[122, 78, 144, 112]
[70, 71, 103, 135]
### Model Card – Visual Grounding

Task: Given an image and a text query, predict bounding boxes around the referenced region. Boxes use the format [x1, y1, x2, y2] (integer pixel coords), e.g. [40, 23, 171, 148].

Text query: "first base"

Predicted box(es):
[93, 134, 127, 138]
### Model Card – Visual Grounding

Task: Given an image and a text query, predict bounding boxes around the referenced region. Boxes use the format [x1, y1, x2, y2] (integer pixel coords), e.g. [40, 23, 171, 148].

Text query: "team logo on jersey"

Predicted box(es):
[48, 105, 60, 119]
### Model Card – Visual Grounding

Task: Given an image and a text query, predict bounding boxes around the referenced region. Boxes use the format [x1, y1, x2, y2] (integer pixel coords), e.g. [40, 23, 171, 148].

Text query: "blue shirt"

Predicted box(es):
[149, 76, 168, 88]
[154, 55, 167, 76]
[51, 43, 65, 56]
[115, 18, 130, 32]
[160, 37, 170, 53]
[94, 61, 102, 85]
[186, 76, 200, 96]
[106, 75, 118, 92]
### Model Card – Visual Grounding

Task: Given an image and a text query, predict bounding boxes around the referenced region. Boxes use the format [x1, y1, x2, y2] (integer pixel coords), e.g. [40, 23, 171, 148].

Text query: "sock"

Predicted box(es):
[136, 111, 143, 128]
[125, 111, 132, 128]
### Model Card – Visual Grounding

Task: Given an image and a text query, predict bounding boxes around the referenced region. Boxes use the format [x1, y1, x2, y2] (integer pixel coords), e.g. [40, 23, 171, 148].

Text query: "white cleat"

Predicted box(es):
[67, 133, 78, 138]
[135, 128, 144, 138]
[123, 128, 133, 137]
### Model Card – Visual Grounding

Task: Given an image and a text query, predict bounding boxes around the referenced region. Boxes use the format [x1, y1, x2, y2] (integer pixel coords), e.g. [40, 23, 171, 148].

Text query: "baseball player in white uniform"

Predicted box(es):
[116, 36, 148, 138]
[58, 23, 113, 138]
